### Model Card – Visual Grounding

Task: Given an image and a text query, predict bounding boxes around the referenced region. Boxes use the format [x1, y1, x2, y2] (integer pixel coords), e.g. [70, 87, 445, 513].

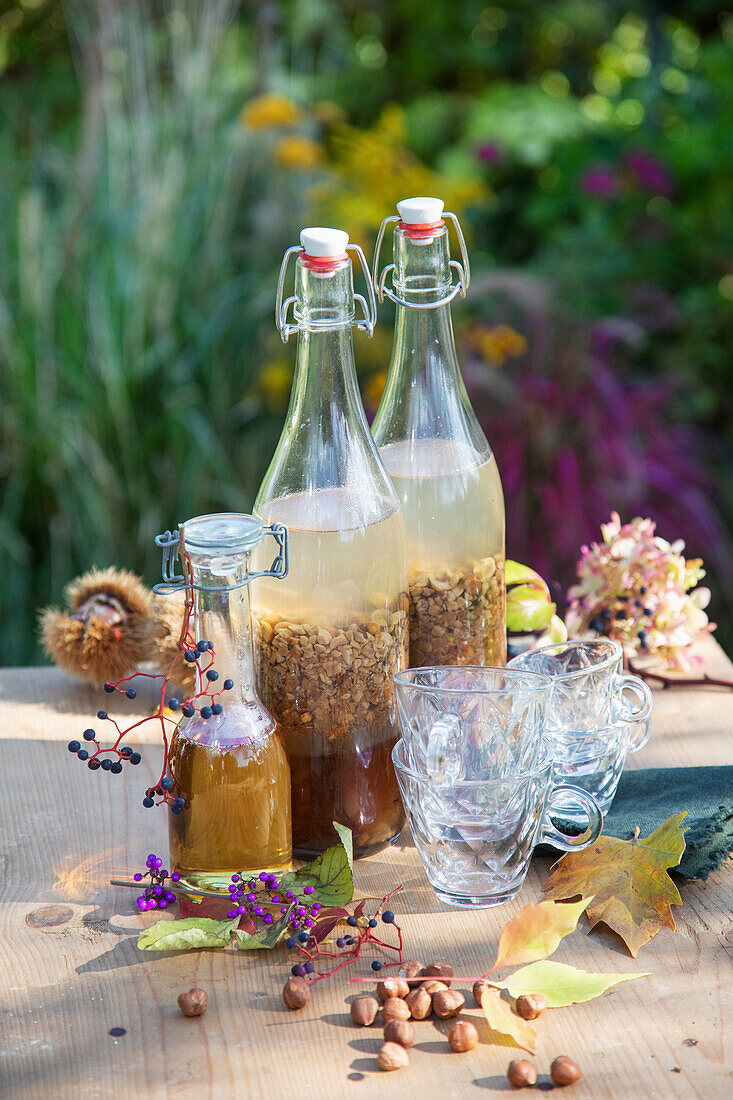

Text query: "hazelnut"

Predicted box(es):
[422, 980, 449, 996]
[473, 980, 489, 1006]
[350, 995, 379, 1026]
[383, 1019, 415, 1048]
[377, 1041, 409, 1071]
[399, 959, 425, 982]
[405, 987, 432, 1020]
[550, 1056, 583, 1086]
[382, 997, 411, 1022]
[282, 976, 310, 1011]
[432, 989, 465, 1019]
[515, 994, 547, 1020]
[177, 987, 207, 1017]
[377, 977, 409, 1002]
[507, 1059, 538, 1088]
[448, 1021, 478, 1052]
[422, 962, 453, 987]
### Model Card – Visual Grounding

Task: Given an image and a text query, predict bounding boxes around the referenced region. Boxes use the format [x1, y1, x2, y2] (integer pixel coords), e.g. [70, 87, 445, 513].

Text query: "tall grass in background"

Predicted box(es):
[1, 1, 291, 663]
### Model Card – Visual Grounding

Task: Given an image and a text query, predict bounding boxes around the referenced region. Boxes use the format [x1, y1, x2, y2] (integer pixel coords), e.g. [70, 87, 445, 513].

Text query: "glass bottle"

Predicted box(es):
[157, 513, 292, 892]
[372, 197, 506, 668]
[252, 227, 409, 858]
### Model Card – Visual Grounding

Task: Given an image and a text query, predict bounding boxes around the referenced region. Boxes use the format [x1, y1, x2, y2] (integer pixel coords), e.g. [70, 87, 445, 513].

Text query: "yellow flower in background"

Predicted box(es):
[239, 94, 301, 130]
[259, 361, 293, 412]
[274, 136, 323, 170]
[363, 370, 388, 413]
[310, 104, 488, 242]
[313, 100, 346, 127]
[471, 324, 528, 366]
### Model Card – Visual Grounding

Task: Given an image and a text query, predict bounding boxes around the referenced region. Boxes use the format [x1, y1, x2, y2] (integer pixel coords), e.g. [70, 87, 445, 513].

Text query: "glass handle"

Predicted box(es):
[616, 674, 653, 749]
[541, 785, 603, 851]
[426, 714, 463, 782]
[275, 245, 303, 343]
[348, 244, 378, 337]
[371, 210, 470, 308]
[248, 523, 289, 582]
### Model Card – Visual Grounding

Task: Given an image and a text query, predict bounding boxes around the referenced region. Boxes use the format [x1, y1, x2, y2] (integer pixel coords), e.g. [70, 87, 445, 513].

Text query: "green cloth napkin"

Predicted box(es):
[546, 766, 733, 880]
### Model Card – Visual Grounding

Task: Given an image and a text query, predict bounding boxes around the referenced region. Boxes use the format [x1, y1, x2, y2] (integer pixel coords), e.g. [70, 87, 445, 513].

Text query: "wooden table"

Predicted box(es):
[1, 640, 731, 1098]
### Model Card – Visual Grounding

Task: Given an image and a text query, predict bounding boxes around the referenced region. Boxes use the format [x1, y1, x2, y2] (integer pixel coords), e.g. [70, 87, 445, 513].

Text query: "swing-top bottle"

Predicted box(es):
[372, 198, 506, 668]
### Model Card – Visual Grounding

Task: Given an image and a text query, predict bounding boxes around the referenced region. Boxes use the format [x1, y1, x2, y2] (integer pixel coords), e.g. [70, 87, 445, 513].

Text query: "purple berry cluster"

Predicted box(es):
[134, 852, 181, 912]
[227, 871, 321, 949]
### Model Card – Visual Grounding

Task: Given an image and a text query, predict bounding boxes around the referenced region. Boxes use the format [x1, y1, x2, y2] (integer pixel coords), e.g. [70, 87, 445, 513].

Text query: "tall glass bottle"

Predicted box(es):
[159, 514, 292, 891]
[372, 197, 506, 668]
[252, 228, 408, 858]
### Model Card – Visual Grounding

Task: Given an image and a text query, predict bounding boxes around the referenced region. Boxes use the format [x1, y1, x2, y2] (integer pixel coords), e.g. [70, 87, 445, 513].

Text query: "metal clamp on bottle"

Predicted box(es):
[372, 203, 471, 310]
[152, 520, 289, 594]
[276, 228, 377, 342]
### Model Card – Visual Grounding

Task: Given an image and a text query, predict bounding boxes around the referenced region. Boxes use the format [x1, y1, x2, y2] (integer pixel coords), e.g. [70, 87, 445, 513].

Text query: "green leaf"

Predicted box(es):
[490, 898, 591, 971]
[279, 839, 354, 907]
[137, 917, 238, 952]
[332, 822, 353, 868]
[494, 960, 648, 1007]
[234, 913, 290, 950]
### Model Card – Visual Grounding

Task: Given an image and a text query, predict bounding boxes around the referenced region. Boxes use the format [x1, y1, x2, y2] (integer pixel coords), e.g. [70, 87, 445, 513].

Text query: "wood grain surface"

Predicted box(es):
[1, 638, 731, 1099]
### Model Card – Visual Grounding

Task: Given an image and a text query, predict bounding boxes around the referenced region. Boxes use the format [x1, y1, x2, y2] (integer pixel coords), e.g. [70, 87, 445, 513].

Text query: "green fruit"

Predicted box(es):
[505, 561, 556, 633]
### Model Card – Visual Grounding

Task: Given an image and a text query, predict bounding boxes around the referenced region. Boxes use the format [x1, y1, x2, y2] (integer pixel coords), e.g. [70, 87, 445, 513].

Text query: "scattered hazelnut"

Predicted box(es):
[282, 976, 310, 1011]
[350, 995, 379, 1026]
[515, 994, 547, 1021]
[448, 1021, 478, 1052]
[422, 980, 449, 996]
[377, 1041, 409, 1071]
[473, 980, 489, 1006]
[177, 987, 207, 1017]
[384, 1019, 415, 1048]
[382, 997, 411, 1022]
[377, 977, 409, 1002]
[405, 987, 432, 1020]
[507, 1059, 538, 1088]
[422, 962, 454, 987]
[399, 959, 425, 982]
[432, 989, 465, 1019]
[550, 1056, 583, 1086]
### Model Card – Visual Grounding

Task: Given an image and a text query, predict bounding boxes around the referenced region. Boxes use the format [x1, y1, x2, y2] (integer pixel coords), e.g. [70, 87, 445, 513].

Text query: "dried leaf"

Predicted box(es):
[137, 917, 237, 952]
[490, 898, 591, 971]
[494, 960, 647, 1007]
[542, 813, 687, 956]
[309, 906, 350, 943]
[479, 987, 538, 1053]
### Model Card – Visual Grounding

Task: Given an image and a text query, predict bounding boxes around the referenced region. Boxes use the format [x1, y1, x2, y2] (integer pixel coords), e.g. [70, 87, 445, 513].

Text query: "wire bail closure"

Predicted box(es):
[276, 244, 377, 342]
[152, 523, 289, 594]
[371, 211, 471, 310]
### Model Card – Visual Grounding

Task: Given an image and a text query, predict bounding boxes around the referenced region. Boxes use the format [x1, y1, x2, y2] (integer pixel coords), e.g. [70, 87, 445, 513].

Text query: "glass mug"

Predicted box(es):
[392, 667, 602, 907]
[508, 640, 654, 819]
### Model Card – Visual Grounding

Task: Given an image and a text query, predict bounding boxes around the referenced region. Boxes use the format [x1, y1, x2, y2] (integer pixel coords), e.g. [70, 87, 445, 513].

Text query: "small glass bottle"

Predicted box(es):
[157, 513, 292, 892]
[372, 197, 506, 668]
[252, 227, 409, 858]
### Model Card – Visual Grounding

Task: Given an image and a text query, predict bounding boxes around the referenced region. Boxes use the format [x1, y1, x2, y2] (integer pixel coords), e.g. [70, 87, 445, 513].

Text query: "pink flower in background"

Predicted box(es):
[476, 142, 505, 164]
[581, 166, 617, 196]
[626, 151, 673, 195]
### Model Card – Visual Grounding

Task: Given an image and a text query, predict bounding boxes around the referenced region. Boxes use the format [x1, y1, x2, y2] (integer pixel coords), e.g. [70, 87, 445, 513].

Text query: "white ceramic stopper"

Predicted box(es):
[396, 197, 444, 225]
[300, 227, 349, 258]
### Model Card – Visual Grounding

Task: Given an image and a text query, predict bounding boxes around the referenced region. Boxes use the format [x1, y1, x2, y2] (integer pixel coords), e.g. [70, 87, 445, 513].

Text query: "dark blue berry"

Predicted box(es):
[161, 777, 174, 791]
[206, 669, 219, 682]
[143, 796, 154, 808]
[285, 936, 297, 949]
[371, 960, 383, 972]
[181, 704, 195, 717]
[83, 728, 96, 741]
[68, 740, 81, 753]
[589, 616, 604, 633]
[168, 698, 180, 711]
[643, 607, 652, 616]
[171, 805, 183, 815]
[101, 758, 112, 771]
[97, 710, 108, 720]
[129, 752, 141, 765]
[293, 965, 306, 978]
[126, 688, 137, 699]
[197, 640, 211, 651]
[640, 585, 648, 595]
[110, 761, 123, 774]
[185, 651, 198, 662]
[104, 683, 115, 693]
[291, 965, 302, 977]
[78, 749, 89, 761]
[345, 936, 355, 945]
[298, 932, 309, 944]
[600, 607, 612, 620]
[211, 703, 223, 715]
[368, 918, 377, 928]
[381, 911, 395, 924]
[200, 706, 212, 720]
[634, 599, 643, 608]
[88, 759, 100, 770]
[346, 915, 358, 927]
[223, 679, 234, 691]
[304, 961, 315, 974]
[336, 937, 346, 948]
[175, 797, 185, 807]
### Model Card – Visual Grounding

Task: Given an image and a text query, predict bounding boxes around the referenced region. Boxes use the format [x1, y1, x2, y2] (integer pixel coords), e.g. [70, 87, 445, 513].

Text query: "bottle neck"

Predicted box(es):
[189, 556, 256, 703]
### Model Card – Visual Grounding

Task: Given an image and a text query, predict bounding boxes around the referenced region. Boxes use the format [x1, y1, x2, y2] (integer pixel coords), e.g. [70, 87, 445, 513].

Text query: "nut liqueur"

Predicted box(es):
[253, 228, 409, 857]
[372, 198, 506, 667]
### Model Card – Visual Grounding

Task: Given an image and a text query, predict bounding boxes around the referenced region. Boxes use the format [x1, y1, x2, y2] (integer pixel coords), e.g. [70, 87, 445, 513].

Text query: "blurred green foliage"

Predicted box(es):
[1, 0, 731, 663]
